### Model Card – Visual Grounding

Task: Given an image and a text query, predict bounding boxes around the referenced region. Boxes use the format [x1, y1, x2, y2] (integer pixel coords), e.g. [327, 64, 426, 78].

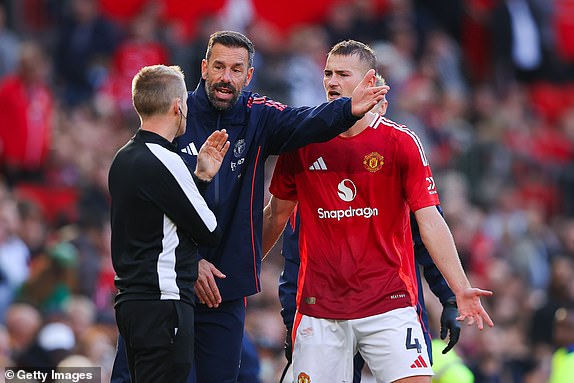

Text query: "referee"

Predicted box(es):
[108, 65, 229, 383]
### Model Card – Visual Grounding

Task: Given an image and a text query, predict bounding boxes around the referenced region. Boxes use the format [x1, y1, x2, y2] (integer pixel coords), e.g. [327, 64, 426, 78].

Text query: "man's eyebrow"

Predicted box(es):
[212, 59, 246, 68]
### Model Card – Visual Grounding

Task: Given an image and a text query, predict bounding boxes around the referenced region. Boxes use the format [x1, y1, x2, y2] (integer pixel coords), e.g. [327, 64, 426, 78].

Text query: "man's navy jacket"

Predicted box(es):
[177, 79, 358, 301]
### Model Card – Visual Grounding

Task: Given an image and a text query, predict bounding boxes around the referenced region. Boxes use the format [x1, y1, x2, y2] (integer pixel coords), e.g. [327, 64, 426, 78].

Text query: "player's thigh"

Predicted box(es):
[293, 314, 354, 383]
[356, 307, 433, 383]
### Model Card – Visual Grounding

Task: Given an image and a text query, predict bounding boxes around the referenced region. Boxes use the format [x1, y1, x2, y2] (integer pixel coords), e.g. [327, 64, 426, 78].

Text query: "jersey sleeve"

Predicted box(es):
[397, 128, 440, 212]
[143, 143, 221, 247]
[259, 96, 358, 155]
[279, 211, 300, 327]
[269, 151, 298, 201]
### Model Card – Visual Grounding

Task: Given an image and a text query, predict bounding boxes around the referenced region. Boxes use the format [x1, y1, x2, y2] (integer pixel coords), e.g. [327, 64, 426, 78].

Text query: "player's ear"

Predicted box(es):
[201, 59, 208, 80]
[244, 67, 254, 87]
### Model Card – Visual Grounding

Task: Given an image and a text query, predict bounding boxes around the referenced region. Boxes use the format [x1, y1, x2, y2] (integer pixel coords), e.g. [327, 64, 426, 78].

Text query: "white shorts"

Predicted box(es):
[292, 307, 433, 383]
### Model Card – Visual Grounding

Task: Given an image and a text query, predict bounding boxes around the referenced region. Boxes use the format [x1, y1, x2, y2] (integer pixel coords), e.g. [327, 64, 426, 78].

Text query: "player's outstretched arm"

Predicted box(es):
[414, 206, 494, 330]
[350, 69, 390, 117]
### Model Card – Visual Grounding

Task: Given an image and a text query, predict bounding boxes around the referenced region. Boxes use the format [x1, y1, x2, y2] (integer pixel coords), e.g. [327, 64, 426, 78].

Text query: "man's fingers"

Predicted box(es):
[194, 283, 208, 305]
[207, 277, 222, 304]
[481, 309, 495, 328]
[440, 325, 447, 340]
[209, 264, 227, 279]
[215, 130, 228, 150]
[476, 316, 484, 330]
[475, 288, 493, 297]
[220, 140, 230, 156]
[360, 68, 376, 86]
[199, 280, 217, 307]
[442, 327, 460, 354]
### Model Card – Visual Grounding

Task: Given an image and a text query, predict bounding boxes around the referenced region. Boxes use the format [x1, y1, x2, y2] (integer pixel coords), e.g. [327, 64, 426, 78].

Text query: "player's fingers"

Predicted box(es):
[220, 140, 230, 156]
[476, 315, 484, 330]
[209, 264, 227, 279]
[193, 283, 207, 306]
[482, 309, 495, 327]
[359, 68, 376, 87]
[443, 326, 461, 354]
[197, 276, 217, 307]
[214, 130, 228, 149]
[466, 316, 476, 327]
[206, 277, 221, 305]
[440, 324, 447, 340]
[474, 288, 493, 297]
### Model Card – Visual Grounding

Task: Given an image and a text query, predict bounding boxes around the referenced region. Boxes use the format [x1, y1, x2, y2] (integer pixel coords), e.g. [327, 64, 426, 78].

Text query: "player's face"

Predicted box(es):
[202, 43, 254, 111]
[323, 53, 370, 101]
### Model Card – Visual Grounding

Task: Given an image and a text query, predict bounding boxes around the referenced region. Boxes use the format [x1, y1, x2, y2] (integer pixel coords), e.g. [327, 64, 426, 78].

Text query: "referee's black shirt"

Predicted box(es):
[109, 129, 220, 306]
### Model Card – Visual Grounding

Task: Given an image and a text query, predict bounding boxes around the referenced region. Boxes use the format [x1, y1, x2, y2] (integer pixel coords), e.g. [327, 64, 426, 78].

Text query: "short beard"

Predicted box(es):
[205, 79, 241, 111]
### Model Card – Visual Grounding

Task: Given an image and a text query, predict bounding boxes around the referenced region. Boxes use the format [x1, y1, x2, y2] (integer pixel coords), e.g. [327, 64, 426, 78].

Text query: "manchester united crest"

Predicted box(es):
[297, 372, 311, 383]
[363, 152, 384, 172]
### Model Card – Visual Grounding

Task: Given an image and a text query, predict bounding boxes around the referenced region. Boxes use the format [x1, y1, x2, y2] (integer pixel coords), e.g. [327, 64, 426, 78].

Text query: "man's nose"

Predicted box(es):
[222, 68, 232, 83]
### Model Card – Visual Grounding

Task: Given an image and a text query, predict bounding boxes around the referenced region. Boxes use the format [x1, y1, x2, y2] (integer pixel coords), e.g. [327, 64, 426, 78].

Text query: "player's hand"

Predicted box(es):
[351, 69, 390, 118]
[440, 298, 461, 354]
[284, 327, 293, 363]
[195, 129, 230, 181]
[194, 259, 226, 308]
[455, 287, 494, 330]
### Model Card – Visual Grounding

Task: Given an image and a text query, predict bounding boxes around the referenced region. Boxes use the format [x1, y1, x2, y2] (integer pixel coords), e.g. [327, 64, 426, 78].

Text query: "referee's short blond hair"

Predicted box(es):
[132, 65, 186, 118]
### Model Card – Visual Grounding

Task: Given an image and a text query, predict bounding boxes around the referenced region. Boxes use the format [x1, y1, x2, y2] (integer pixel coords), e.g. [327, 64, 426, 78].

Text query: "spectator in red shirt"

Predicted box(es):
[0, 41, 53, 186]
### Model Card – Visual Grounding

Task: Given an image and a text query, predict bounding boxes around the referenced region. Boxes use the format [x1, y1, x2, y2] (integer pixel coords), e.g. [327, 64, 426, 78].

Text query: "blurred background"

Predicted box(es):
[0, 0, 573, 382]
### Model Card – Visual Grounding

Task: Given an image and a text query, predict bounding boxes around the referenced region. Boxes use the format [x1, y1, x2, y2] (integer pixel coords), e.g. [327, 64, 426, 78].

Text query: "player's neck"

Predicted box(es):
[339, 111, 376, 138]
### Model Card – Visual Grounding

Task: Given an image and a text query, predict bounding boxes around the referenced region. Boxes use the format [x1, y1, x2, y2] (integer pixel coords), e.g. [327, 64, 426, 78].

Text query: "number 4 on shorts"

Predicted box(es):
[405, 328, 422, 353]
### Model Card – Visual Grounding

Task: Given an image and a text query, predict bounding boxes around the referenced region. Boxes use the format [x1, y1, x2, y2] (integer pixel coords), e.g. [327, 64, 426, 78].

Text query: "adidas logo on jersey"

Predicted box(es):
[181, 142, 198, 156]
[309, 157, 327, 170]
[410, 355, 428, 369]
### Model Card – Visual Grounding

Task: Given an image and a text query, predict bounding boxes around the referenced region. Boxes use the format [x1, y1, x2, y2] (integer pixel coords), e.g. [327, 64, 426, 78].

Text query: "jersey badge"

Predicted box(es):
[363, 152, 384, 173]
[297, 372, 311, 383]
[233, 139, 246, 158]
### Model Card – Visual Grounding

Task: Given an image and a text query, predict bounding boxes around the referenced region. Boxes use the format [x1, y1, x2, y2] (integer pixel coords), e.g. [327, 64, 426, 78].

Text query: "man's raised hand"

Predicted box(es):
[351, 69, 390, 117]
[195, 129, 230, 181]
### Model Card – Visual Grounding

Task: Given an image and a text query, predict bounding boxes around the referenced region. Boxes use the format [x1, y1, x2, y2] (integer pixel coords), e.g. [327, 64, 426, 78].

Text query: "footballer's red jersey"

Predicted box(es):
[270, 114, 440, 319]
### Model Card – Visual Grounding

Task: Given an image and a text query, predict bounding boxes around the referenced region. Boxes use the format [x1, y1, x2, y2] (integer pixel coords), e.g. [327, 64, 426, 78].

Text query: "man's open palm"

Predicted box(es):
[195, 129, 230, 180]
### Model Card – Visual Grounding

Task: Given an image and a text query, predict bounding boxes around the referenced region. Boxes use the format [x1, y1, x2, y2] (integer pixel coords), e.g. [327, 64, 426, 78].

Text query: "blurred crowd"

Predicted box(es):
[0, 0, 573, 382]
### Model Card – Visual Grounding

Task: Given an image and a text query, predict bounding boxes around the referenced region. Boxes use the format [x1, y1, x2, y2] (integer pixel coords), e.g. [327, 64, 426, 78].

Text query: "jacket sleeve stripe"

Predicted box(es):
[146, 143, 217, 232]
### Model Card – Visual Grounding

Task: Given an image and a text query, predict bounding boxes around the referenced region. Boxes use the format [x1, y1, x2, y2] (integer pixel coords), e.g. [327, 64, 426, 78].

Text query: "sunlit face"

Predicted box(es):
[201, 43, 254, 111]
[323, 53, 371, 101]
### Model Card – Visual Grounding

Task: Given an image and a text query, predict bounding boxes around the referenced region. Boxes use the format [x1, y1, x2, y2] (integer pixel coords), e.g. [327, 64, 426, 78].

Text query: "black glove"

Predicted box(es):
[284, 327, 293, 363]
[440, 298, 461, 354]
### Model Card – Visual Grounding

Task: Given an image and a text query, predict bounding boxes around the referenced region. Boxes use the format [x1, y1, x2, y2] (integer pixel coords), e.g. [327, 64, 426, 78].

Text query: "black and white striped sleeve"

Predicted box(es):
[143, 143, 221, 247]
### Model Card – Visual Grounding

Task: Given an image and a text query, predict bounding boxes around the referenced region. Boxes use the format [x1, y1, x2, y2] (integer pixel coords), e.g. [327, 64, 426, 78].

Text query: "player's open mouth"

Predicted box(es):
[328, 91, 341, 99]
[216, 87, 233, 97]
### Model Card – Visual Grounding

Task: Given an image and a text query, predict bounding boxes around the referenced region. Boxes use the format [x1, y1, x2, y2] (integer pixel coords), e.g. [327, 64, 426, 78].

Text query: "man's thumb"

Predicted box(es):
[210, 265, 226, 279]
